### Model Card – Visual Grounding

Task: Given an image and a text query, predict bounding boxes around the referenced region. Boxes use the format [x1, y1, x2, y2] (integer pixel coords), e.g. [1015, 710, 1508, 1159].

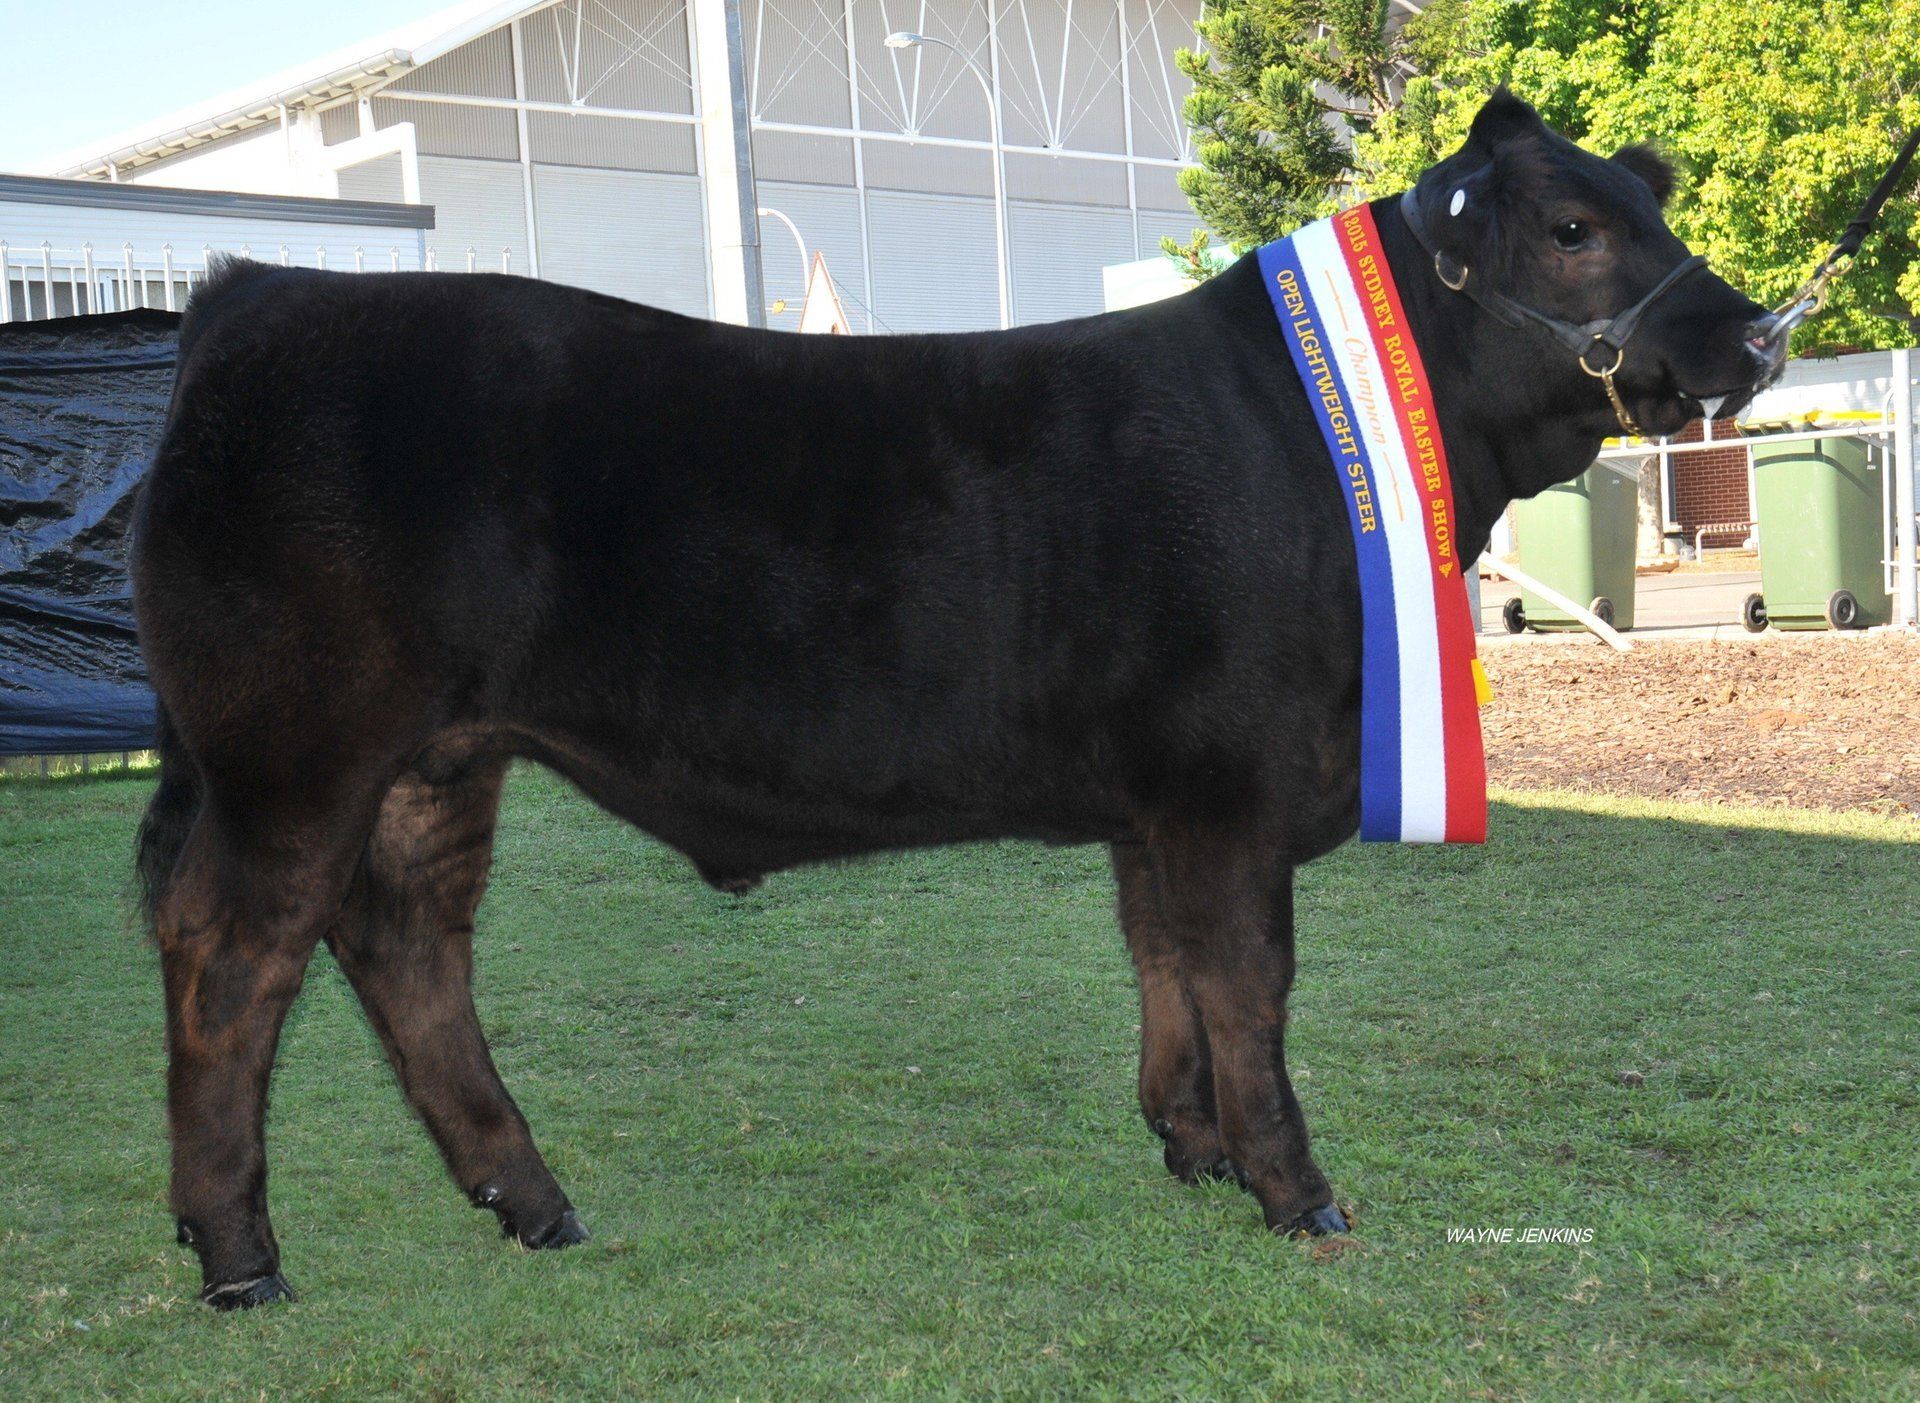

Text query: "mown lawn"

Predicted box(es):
[2, 767, 1916, 1399]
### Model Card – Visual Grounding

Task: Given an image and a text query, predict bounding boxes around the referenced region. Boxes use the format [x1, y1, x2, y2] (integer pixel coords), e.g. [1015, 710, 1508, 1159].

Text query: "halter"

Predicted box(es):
[1399, 188, 1706, 437]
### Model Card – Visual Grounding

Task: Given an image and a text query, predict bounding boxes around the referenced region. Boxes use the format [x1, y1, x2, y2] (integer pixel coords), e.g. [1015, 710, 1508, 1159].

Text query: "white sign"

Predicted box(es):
[798, 252, 851, 334]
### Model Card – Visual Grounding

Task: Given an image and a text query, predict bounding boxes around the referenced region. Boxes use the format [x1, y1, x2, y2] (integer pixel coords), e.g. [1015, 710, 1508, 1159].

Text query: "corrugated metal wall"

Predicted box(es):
[866, 190, 998, 332]
[1135, 209, 1203, 259]
[347, 0, 711, 307]
[532, 165, 710, 315]
[751, 130, 856, 187]
[1009, 200, 1138, 324]
[335, 156, 405, 205]
[1123, 0, 1195, 163]
[1004, 152, 1129, 207]
[380, 28, 520, 161]
[417, 156, 530, 270]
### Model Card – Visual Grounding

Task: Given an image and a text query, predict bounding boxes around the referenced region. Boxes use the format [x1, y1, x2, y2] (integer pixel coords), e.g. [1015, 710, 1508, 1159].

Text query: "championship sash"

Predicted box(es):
[1256, 205, 1489, 844]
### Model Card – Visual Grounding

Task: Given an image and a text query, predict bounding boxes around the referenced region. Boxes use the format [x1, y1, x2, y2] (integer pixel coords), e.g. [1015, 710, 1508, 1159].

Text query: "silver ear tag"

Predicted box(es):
[1449, 189, 1466, 217]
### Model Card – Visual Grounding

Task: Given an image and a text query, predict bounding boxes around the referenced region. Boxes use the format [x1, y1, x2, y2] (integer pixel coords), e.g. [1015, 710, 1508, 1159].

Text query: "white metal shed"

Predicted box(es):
[36, 0, 1211, 332]
[0, 174, 434, 320]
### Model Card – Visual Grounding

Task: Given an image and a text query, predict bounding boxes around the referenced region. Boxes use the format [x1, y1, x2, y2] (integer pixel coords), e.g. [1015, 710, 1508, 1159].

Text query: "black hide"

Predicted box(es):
[135, 151, 1769, 877]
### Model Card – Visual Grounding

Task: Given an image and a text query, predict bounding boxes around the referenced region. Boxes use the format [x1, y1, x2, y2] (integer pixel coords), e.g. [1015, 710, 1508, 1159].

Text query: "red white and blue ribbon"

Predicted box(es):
[1257, 205, 1489, 843]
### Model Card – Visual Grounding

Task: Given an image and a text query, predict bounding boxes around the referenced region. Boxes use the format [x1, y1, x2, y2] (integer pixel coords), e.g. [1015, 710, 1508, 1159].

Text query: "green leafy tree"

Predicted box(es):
[1173, 0, 1920, 353]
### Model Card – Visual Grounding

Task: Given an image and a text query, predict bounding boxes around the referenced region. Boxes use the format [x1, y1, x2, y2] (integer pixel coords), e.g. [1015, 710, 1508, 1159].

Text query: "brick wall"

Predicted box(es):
[1669, 418, 1751, 543]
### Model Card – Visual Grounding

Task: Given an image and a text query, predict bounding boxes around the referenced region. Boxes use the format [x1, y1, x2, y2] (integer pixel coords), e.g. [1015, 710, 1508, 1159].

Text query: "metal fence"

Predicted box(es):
[0, 239, 516, 322]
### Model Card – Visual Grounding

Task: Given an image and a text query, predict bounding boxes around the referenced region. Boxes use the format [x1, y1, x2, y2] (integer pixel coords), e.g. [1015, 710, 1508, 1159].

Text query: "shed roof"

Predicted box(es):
[38, 0, 549, 180]
[0, 171, 436, 227]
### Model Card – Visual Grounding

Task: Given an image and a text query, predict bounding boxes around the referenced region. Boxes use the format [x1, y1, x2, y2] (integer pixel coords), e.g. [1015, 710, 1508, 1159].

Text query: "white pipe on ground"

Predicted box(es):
[1478, 553, 1634, 653]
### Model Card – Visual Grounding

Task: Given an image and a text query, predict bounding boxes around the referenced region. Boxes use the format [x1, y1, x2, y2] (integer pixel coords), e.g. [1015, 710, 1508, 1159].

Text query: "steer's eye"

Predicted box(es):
[1552, 219, 1593, 252]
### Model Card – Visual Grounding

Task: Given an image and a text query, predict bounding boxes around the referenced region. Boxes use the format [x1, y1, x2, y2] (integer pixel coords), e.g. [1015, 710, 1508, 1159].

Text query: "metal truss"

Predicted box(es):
[748, 0, 1198, 168]
[543, 0, 694, 105]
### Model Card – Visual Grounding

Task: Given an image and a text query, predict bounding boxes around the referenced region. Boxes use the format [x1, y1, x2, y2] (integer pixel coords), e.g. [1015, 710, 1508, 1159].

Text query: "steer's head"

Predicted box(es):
[1401, 91, 1786, 447]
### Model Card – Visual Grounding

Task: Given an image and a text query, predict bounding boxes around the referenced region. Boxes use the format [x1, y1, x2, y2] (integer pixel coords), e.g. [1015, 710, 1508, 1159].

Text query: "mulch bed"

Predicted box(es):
[1479, 632, 1920, 819]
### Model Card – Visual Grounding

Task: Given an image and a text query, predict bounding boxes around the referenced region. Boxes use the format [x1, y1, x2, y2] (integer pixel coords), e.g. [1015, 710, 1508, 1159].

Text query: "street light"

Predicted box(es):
[884, 30, 1012, 330]
[756, 206, 810, 301]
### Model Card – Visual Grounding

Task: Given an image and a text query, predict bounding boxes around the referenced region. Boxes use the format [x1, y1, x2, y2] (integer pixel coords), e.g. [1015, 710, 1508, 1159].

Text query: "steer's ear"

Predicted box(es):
[1467, 87, 1546, 151]
[1611, 143, 1676, 206]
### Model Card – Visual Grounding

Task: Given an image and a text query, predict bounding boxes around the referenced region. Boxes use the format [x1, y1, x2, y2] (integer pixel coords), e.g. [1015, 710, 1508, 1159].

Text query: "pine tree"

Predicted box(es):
[1166, 0, 1468, 267]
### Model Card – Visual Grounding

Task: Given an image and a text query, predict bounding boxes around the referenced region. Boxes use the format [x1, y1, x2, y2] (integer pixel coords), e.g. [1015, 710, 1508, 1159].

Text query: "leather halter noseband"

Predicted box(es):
[1399, 187, 1707, 437]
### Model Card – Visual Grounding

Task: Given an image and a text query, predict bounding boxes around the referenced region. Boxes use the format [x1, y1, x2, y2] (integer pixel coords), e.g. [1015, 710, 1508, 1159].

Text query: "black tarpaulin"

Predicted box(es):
[1, 309, 179, 756]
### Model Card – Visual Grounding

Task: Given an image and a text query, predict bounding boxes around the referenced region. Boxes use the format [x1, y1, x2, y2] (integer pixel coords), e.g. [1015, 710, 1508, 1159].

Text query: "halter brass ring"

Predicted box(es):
[1435, 255, 1469, 293]
[1579, 341, 1626, 379]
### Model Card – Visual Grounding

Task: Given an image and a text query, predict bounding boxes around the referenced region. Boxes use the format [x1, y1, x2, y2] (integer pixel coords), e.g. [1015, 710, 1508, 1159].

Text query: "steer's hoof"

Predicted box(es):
[471, 1182, 588, 1250]
[1277, 1202, 1350, 1238]
[201, 1272, 295, 1311]
[516, 1208, 590, 1251]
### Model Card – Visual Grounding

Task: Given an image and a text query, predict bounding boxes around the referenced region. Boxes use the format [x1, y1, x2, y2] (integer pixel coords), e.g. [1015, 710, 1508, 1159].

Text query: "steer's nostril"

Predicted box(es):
[1742, 311, 1793, 367]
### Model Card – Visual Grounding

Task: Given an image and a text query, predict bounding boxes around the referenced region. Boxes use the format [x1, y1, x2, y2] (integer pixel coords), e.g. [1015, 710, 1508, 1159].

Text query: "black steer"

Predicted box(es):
[133, 91, 1783, 1308]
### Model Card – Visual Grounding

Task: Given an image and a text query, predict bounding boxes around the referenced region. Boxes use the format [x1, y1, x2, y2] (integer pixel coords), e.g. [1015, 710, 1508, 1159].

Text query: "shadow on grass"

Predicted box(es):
[0, 769, 1914, 1397]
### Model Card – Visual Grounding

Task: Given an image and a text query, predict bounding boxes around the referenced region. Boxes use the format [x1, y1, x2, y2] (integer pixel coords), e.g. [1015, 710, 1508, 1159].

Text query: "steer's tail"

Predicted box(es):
[136, 700, 203, 933]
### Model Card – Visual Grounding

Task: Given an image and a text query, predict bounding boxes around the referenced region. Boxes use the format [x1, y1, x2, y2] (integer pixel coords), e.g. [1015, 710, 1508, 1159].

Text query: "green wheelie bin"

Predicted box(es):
[1743, 419, 1887, 631]
[1504, 462, 1639, 632]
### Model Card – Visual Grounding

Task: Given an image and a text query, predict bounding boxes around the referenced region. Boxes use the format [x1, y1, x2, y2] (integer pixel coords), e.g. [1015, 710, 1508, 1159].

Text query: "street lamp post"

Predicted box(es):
[884, 30, 1012, 330]
[756, 206, 810, 292]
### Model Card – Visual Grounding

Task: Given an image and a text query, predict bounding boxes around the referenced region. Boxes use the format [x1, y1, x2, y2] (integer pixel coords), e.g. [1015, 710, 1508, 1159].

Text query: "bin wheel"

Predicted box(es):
[1825, 589, 1861, 630]
[1741, 592, 1768, 633]
[1590, 596, 1616, 628]
[1502, 596, 1527, 634]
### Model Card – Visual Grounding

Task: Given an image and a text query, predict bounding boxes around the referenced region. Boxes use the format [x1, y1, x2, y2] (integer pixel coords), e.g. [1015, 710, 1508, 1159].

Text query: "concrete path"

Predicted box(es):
[1479, 569, 1764, 643]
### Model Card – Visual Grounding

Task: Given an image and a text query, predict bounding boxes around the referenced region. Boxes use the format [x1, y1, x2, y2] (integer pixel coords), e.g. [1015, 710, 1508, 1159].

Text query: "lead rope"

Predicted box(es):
[1772, 127, 1920, 331]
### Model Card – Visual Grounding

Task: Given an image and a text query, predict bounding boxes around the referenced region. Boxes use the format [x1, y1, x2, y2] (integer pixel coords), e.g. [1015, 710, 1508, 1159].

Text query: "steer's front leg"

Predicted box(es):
[1148, 826, 1348, 1237]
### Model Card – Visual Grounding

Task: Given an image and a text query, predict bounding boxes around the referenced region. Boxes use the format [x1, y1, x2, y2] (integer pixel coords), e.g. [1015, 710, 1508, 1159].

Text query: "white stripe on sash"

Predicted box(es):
[1292, 220, 1449, 841]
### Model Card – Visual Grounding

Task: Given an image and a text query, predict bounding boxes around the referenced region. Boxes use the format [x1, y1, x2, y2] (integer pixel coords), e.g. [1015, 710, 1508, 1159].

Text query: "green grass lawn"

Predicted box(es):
[2, 768, 1916, 1399]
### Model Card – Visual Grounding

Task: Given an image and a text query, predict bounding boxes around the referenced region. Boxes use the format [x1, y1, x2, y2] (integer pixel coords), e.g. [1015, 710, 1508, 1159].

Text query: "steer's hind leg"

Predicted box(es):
[1110, 842, 1234, 1184]
[159, 784, 388, 1309]
[1150, 826, 1347, 1237]
[326, 759, 585, 1250]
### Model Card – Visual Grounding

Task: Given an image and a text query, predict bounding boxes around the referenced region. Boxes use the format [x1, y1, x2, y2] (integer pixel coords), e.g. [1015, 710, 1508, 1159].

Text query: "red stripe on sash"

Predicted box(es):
[1335, 205, 1487, 842]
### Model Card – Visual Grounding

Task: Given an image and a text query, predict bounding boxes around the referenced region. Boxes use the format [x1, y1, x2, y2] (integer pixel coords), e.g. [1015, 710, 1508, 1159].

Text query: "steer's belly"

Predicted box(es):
[504, 717, 1139, 886]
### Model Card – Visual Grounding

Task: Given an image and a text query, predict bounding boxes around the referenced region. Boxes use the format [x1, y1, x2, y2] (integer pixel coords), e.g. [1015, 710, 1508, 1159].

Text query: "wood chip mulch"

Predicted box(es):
[1478, 633, 1920, 819]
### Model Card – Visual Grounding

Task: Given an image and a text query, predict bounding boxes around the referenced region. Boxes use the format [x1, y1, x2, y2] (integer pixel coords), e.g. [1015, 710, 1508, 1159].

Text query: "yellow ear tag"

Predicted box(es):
[1471, 658, 1494, 707]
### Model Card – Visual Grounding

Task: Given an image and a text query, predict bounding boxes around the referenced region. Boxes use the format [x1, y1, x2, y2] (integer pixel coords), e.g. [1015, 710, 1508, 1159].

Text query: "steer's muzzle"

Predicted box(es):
[1687, 309, 1791, 423]
[1744, 310, 1794, 387]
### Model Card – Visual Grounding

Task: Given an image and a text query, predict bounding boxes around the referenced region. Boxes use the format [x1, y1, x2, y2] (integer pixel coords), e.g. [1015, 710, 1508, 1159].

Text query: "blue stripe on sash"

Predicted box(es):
[1256, 238, 1402, 839]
